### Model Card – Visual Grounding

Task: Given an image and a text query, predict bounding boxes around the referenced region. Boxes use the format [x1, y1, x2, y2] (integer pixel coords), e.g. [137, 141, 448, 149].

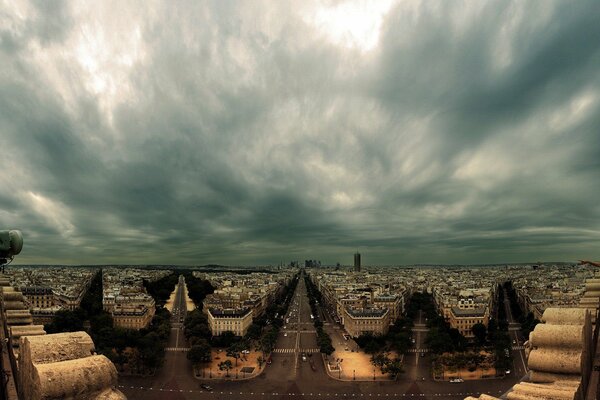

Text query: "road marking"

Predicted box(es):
[165, 347, 190, 351]
[273, 348, 320, 353]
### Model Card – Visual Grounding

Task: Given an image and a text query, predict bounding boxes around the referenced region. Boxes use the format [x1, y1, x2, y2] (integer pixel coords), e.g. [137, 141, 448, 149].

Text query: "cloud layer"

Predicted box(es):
[1, 0, 599, 265]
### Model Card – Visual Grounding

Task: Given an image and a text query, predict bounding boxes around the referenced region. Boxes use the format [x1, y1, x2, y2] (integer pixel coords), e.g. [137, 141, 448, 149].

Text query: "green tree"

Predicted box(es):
[370, 352, 388, 369]
[471, 323, 487, 346]
[188, 340, 212, 364]
[213, 331, 237, 348]
[382, 358, 403, 378]
[218, 360, 233, 377]
[245, 323, 262, 340]
[227, 342, 244, 366]
[390, 332, 411, 354]
[44, 309, 84, 333]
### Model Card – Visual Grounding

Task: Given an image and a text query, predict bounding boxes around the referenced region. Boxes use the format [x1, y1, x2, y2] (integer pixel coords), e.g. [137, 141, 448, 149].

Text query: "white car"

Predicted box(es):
[284, 333, 287, 337]
[450, 378, 464, 383]
[505, 370, 511, 374]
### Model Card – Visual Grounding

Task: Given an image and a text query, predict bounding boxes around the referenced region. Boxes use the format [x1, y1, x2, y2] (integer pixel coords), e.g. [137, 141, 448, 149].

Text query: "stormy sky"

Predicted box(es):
[1, 1, 599, 266]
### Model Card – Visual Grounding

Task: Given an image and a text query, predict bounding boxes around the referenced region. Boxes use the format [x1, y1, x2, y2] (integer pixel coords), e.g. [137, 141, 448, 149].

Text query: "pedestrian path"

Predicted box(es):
[407, 348, 429, 353]
[273, 348, 320, 353]
[165, 347, 190, 352]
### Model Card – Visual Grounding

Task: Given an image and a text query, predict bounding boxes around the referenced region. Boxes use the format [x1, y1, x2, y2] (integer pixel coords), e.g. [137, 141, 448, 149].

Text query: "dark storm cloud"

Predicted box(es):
[0, 0, 599, 265]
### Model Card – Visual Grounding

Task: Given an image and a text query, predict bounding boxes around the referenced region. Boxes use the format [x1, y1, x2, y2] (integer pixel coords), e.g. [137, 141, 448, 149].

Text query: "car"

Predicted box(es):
[450, 378, 464, 383]
[512, 340, 516, 344]
[241, 350, 250, 354]
[505, 370, 511, 374]
[200, 384, 213, 391]
[420, 353, 425, 357]
[284, 333, 287, 337]
[302, 355, 307, 361]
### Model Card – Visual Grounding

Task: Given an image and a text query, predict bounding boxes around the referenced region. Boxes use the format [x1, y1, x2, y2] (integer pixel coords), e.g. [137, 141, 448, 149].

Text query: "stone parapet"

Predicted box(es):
[2, 291, 24, 302]
[466, 307, 591, 400]
[19, 331, 126, 400]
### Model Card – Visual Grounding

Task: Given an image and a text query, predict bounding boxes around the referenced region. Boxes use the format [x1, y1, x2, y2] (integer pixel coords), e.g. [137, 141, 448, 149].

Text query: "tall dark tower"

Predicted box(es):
[354, 251, 361, 272]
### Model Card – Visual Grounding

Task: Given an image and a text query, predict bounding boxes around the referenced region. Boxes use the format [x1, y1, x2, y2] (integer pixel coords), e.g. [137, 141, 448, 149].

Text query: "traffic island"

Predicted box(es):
[193, 349, 266, 381]
[432, 351, 501, 381]
[322, 351, 396, 382]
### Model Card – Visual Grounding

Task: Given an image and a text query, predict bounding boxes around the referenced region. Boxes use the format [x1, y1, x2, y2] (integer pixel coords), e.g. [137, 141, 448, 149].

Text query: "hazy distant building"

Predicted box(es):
[354, 252, 361, 272]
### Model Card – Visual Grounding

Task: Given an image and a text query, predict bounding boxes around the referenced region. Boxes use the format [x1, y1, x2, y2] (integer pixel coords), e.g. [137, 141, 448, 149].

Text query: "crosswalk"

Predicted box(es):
[165, 347, 190, 352]
[405, 346, 524, 353]
[273, 348, 320, 354]
[407, 348, 429, 353]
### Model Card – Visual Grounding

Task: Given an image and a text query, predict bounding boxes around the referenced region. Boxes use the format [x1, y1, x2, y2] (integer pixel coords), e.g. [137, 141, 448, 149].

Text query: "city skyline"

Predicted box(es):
[1, 1, 600, 266]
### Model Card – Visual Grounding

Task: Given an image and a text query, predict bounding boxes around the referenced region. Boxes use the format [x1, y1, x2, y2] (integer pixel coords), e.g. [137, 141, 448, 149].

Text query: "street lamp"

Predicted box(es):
[373, 368, 376, 381]
[353, 369, 356, 380]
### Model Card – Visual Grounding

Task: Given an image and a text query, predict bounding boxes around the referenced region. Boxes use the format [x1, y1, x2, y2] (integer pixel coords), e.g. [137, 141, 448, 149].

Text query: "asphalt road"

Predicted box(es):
[121, 273, 522, 399]
[502, 288, 528, 377]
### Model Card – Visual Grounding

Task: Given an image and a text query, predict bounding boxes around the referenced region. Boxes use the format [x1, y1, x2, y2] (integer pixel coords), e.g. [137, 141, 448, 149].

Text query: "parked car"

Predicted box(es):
[200, 384, 213, 391]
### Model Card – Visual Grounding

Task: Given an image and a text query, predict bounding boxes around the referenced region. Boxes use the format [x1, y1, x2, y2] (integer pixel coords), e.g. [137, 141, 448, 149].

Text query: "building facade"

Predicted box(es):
[342, 308, 390, 337]
[207, 307, 253, 336]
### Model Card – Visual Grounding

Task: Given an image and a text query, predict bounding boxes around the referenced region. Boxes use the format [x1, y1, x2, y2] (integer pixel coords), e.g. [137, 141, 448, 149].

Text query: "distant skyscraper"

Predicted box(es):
[354, 252, 361, 272]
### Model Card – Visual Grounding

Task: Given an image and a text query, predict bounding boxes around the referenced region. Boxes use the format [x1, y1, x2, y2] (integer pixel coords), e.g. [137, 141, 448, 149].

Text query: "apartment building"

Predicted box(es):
[197, 270, 295, 336]
[207, 307, 253, 336]
[310, 270, 408, 338]
[342, 307, 390, 337]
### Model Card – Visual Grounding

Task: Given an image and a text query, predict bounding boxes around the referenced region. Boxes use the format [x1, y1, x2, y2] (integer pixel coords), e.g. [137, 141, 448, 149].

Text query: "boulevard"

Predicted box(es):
[120, 273, 523, 399]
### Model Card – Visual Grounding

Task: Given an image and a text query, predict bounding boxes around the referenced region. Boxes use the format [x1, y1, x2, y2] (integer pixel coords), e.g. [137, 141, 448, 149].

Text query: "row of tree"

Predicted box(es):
[370, 353, 403, 378]
[186, 273, 299, 365]
[143, 273, 179, 308]
[182, 274, 216, 366]
[304, 274, 334, 355]
[504, 281, 523, 320]
[183, 272, 215, 306]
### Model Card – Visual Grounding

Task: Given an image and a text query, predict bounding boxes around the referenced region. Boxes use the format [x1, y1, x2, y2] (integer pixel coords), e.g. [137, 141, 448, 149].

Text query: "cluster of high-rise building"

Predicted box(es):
[194, 270, 295, 336]
[102, 268, 170, 330]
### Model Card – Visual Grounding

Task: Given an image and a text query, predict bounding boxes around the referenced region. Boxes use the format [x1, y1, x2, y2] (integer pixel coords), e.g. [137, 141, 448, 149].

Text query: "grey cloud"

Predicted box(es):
[0, 0, 599, 266]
